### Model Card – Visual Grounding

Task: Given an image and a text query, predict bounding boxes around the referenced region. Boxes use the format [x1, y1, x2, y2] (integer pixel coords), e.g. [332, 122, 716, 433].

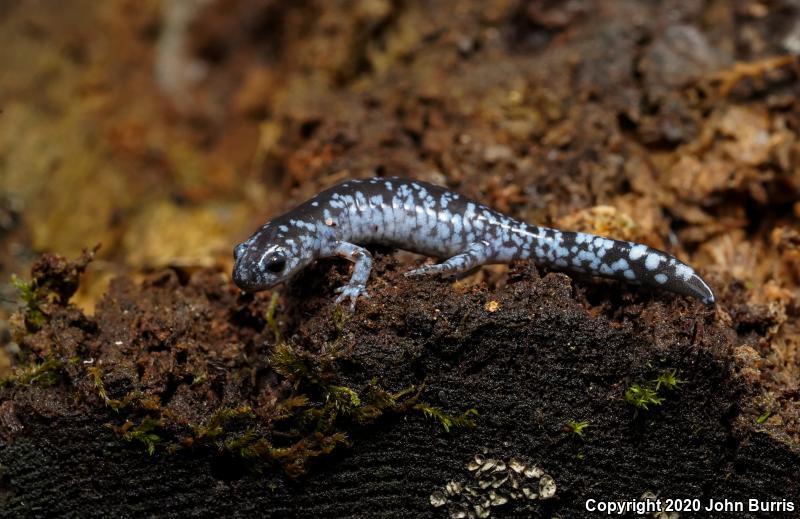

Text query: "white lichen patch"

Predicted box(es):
[538, 474, 557, 499]
[431, 491, 447, 507]
[508, 458, 526, 473]
[429, 453, 558, 518]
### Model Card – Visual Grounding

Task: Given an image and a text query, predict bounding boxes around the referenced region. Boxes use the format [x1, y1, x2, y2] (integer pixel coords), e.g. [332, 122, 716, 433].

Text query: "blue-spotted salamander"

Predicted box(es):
[232, 178, 715, 309]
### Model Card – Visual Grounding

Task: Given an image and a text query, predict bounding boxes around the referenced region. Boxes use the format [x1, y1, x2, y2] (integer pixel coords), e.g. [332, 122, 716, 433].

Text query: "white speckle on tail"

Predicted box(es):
[674, 263, 693, 281]
[629, 244, 647, 260]
[610, 258, 629, 271]
[644, 253, 661, 271]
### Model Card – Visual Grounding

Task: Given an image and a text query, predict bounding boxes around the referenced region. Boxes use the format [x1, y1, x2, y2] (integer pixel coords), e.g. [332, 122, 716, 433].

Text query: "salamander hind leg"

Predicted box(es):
[331, 242, 373, 311]
[405, 241, 491, 278]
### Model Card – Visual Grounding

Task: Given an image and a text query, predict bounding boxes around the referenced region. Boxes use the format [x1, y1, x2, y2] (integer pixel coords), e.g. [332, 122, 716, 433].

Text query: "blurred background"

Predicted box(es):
[1, 1, 799, 379]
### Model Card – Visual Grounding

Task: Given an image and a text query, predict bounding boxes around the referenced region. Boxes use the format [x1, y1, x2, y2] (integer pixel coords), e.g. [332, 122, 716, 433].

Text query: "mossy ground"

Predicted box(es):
[0, 250, 797, 517]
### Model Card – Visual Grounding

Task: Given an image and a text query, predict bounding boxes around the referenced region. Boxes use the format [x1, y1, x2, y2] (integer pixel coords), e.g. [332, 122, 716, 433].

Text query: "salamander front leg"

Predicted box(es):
[405, 241, 491, 277]
[331, 241, 373, 311]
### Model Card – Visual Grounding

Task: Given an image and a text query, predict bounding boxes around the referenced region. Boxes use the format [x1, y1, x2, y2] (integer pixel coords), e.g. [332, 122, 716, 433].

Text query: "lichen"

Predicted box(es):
[431, 454, 557, 517]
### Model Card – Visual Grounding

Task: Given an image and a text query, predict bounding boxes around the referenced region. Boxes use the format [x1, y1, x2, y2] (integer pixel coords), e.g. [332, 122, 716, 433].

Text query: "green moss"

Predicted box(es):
[654, 369, 684, 391]
[625, 367, 685, 415]
[88, 366, 110, 403]
[116, 416, 163, 455]
[194, 406, 256, 441]
[2, 356, 66, 388]
[625, 384, 664, 411]
[11, 274, 48, 332]
[331, 305, 349, 334]
[355, 382, 418, 424]
[88, 366, 138, 411]
[269, 343, 320, 386]
[263, 335, 478, 473]
[328, 385, 361, 410]
[564, 419, 589, 438]
[223, 428, 264, 456]
[271, 432, 350, 477]
[274, 395, 310, 418]
[265, 292, 282, 344]
[84, 299, 477, 477]
[413, 404, 479, 433]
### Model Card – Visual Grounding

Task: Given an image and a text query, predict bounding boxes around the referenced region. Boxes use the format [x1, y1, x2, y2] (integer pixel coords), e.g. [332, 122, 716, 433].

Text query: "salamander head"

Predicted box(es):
[232, 224, 304, 292]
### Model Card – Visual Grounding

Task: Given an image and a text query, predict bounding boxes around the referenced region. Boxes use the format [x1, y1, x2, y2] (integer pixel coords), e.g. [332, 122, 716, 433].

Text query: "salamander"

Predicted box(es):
[232, 177, 715, 309]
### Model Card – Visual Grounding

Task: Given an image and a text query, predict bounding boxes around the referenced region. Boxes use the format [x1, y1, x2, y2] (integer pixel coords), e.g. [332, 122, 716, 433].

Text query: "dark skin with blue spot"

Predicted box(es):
[233, 178, 715, 310]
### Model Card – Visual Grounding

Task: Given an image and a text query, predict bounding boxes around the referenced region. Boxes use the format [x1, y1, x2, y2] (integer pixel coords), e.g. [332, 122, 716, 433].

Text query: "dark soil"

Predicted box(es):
[0, 251, 797, 518]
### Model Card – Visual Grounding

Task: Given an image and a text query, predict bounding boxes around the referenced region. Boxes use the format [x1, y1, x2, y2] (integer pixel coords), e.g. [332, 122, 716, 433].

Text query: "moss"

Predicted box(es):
[625, 368, 685, 414]
[412, 404, 479, 433]
[1, 356, 66, 388]
[10, 274, 48, 332]
[222, 428, 264, 456]
[9, 248, 96, 334]
[88, 366, 140, 411]
[114, 417, 163, 455]
[271, 432, 350, 477]
[265, 292, 282, 344]
[262, 334, 478, 473]
[328, 385, 362, 410]
[564, 419, 589, 438]
[80, 293, 477, 477]
[193, 406, 256, 441]
[654, 368, 684, 391]
[270, 343, 313, 383]
[355, 382, 418, 424]
[88, 366, 111, 405]
[89, 337, 379, 476]
[625, 384, 664, 411]
[331, 305, 349, 334]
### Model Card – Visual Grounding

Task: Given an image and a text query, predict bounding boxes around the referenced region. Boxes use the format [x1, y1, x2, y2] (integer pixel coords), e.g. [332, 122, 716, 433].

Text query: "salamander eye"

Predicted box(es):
[266, 255, 286, 273]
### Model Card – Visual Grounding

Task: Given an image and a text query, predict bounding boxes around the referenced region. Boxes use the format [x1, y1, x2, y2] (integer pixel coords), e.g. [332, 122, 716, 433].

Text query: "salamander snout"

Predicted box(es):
[232, 238, 276, 292]
[232, 241, 262, 291]
[233, 243, 247, 262]
[231, 230, 301, 292]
